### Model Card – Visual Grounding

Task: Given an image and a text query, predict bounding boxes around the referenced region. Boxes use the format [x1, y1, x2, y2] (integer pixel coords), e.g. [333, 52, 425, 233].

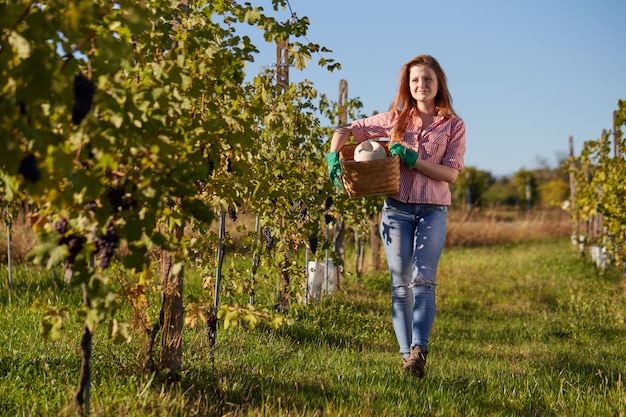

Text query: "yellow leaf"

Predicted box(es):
[244, 313, 260, 330]
[64, 2, 81, 31]
[7, 31, 31, 59]
[224, 309, 239, 329]
[110, 319, 132, 344]
[185, 302, 205, 328]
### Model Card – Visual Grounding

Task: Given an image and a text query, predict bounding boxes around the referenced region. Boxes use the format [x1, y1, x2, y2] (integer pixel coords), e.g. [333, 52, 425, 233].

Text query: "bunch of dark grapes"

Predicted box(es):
[59, 234, 87, 268]
[107, 185, 136, 212]
[228, 206, 237, 222]
[325, 196, 333, 210]
[17, 100, 31, 124]
[55, 218, 85, 267]
[72, 74, 96, 125]
[292, 200, 307, 222]
[107, 186, 124, 211]
[263, 227, 273, 251]
[308, 234, 318, 255]
[18, 154, 41, 183]
[325, 214, 333, 225]
[94, 223, 119, 269]
[53, 217, 69, 235]
[299, 205, 307, 222]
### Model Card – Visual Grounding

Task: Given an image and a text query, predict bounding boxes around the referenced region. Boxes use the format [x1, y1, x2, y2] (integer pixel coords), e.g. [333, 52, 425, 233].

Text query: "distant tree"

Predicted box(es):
[452, 167, 494, 212]
[538, 180, 570, 208]
[512, 169, 539, 209]
[464, 156, 577, 210]
[483, 178, 517, 207]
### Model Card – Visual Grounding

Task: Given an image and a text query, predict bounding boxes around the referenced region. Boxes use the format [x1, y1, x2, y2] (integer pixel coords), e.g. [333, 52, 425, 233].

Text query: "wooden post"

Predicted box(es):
[209, 210, 226, 347]
[73, 284, 92, 416]
[369, 212, 381, 271]
[354, 230, 360, 280]
[331, 79, 348, 287]
[160, 221, 185, 382]
[568, 136, 580, 248]
[338, 79, 348, 124]
[613, 113, 623, 279]
[276, 39, 289, 91]
[614, 110, 621, 159]
[6, 220, 11, 300]
[250, 216, 260, 305]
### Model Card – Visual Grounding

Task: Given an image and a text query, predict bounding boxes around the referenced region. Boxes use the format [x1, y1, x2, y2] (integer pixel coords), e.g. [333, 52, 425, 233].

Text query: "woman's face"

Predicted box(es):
[409, 64, 438, 105]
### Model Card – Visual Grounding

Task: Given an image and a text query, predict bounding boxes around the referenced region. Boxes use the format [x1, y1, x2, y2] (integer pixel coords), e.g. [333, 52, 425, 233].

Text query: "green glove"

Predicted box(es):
[389, 143, 419, 169]
[325, 152, 344, 190]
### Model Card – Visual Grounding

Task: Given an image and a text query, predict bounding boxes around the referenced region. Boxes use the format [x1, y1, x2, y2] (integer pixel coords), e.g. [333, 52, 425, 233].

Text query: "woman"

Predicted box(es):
[325, 55, 466, 377]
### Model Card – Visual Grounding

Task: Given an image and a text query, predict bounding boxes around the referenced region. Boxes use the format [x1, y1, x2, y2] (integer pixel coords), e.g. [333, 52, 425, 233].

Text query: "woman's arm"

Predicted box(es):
[413, 159, 460, 183]
[414, 116, 465, 183]
[329, 124, 353, 152]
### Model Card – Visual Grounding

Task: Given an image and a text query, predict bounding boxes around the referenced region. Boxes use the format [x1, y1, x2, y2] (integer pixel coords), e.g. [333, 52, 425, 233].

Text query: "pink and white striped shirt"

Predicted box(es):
[350, 109, 466, 205]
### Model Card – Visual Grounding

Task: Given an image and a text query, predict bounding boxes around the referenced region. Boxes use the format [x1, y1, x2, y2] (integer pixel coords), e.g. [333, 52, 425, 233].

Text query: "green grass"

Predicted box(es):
[1, 238, 625, 416]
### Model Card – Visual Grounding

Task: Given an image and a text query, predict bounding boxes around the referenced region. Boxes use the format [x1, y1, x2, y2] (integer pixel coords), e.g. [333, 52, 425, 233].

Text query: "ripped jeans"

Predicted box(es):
[380, 197, 448, 356]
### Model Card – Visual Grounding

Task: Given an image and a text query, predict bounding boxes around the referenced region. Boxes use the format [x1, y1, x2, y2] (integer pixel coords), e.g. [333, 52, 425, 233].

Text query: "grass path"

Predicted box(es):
[1, 238, 625, 416]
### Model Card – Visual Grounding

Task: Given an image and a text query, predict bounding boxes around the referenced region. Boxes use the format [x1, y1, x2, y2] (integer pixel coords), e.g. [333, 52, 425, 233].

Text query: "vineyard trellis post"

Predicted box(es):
[304, 247, 310, 304]
[568, 136, 580, 248]
[6, 219, 12, 301]
[354, 219, 365, 280]
[465, 171, 472, 217]
[332, 79, 348, 287]
[369, 212, 381, 271]
[614, 110, 621, 159]
[276, 39, 289, 91]
[159, 219, 186, 379]
[324, 218, 330, 297]
[209, 210, 226, 349]
[250, 215, 260, 305]
[614, 108, 626, 284]
[354, 222, 360, 280]
[73, 283, 92, 416]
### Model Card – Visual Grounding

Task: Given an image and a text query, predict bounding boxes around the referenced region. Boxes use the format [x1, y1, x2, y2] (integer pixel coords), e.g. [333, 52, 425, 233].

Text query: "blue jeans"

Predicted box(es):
[380, 197, 448, 356]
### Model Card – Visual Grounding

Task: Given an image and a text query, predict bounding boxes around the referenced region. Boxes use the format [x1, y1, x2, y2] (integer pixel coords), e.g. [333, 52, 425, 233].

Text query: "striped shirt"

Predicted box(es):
[350, 109, 466, 205]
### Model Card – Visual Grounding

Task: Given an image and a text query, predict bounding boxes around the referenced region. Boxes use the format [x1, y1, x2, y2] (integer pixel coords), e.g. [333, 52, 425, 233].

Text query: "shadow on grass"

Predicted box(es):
[540, 348, 625, 385]
[0, 266, 68, 306]
[181, 364, 340, 416]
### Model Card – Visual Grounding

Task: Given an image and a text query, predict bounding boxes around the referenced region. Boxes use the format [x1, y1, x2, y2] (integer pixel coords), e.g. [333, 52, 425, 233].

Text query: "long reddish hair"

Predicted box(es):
[390, 55, 456, 142]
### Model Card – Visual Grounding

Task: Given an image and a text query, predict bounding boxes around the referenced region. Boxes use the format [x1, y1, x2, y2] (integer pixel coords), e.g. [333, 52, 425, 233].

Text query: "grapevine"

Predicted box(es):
[1, 0, 348, 411]
[567, 100, 626, 269]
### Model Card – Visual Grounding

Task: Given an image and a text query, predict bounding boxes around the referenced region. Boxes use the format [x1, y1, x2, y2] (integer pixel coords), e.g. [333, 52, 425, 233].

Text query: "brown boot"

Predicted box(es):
[402, 345, 428, 378]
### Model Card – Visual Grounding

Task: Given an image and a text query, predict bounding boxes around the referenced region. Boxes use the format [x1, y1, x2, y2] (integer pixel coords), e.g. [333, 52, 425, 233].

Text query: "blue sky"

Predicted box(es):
[242, 0, 626, 177]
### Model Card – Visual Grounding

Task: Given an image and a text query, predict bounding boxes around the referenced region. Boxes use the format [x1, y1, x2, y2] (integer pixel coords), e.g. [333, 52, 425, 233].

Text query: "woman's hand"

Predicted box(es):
[389, 143, 419, 169]
[325, 152, 344, 190]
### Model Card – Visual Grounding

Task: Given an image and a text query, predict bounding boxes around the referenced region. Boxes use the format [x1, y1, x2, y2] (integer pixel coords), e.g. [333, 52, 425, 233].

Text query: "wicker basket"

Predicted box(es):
[339, 141, 400, 198]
